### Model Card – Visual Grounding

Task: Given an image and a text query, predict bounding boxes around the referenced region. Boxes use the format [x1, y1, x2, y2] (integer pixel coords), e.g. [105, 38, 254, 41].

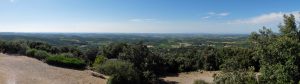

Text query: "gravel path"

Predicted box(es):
[0, 53, 107, 84]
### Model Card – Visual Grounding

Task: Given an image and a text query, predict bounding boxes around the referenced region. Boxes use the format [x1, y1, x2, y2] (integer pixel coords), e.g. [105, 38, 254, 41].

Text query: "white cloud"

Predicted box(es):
[218, 13, 230, 16]
[202, 12, 230, 19]
[228, 11, 300, 25]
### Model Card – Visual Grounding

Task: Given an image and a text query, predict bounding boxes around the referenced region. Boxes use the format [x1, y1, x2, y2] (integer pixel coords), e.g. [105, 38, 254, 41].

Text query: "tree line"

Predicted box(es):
[0, 39, 258, 84]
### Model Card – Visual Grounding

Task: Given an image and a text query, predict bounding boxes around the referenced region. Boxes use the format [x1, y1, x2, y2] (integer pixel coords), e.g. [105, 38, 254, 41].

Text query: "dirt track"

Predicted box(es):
[0, 53, 107, 84]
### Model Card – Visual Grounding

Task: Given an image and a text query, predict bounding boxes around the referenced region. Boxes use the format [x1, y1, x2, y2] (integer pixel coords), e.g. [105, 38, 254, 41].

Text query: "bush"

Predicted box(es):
[92, 55, 107, 69]
[214, 69, 257, 84]
[60, 53, 75, 57]
[1, 41, 29, 54]
[34, 50, 50, 60]
[194, 79, 209, 84]
[46, 55, 86, 69]
[26, 49, 50, 60]
[26, 49, 38, 57]
[98, 60, 141, 84]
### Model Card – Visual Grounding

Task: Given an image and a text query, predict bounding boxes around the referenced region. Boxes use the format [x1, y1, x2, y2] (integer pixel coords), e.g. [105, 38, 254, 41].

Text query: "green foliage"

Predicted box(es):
[102, 43, 127, 59]
[214, 68, 257, 84]
[25, 49, 38, 57]
[117, 42, 166, 81]
[201, 47, 219, 71]
[249, 14, 300, 83]
[0, 41, 29, 54]
[193, 79, 209, 84]
[34, 50, 50, 60]
[259, 64, 298, 84]
[28, 41, 53, 53]
[160, 46, 204, 72]
[98, 60, 141, 84]
[26, 49, 51, 60]
[60, 53, 75, 57]
[84, 46, 100, 64]
[46, 55, 86, 69]
[92, 55, 107, 69]
[218, 47, 259, 71]
[279, 14, 298, 38]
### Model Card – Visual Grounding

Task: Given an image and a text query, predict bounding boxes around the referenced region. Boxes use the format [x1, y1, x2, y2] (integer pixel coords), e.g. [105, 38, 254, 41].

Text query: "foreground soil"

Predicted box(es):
[161, 71, 219, 84]
[0, 53, 107, 84]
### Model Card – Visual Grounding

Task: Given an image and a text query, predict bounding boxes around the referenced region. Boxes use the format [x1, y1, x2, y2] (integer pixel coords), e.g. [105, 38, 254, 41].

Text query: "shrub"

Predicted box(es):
[2, 41, 29, 55]
[26, 49, 38, 57]
[34, 50, 50, 60]
[46, 55, 86, 69]
[214, 69, 257, 84]
[92, 55, 107, 69]
[26, 49, 50, 60]
[60, 53, 75, 57]
[193, 79, 208, 84]
[99, 60, 141, 84]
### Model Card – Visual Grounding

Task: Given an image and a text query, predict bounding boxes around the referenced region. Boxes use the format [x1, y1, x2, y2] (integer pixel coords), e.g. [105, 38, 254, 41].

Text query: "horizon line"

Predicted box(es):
[0, 32, 251, 35]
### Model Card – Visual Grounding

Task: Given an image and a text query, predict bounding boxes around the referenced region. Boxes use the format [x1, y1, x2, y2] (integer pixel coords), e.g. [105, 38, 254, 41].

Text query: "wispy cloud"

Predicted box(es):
[218, 13, 230, 16]
[228, 11, 300, 25]
[202, 12, 230, 19]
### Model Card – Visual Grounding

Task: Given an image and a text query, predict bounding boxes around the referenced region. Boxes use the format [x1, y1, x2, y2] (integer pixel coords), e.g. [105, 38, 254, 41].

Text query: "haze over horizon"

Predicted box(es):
[1, 0, 300, 33]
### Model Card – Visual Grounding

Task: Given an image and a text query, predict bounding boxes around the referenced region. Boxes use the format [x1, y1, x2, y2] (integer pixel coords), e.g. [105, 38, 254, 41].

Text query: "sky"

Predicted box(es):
[0, 0, 300, 34]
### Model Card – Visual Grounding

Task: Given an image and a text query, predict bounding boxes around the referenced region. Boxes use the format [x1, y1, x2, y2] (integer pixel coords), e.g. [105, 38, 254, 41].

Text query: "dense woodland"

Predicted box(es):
[0, 14, 299, 84]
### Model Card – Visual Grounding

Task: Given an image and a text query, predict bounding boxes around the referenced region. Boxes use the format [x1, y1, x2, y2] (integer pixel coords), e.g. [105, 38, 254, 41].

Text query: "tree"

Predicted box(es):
[249, 14, 300, 83]
[85, 46, 100, 64]
[93, 55, 107, 69]
[1, 41, 29, 54]
[279, 14, 298, 39]
[102, 43, 128, 59]
[218, 47, 259, 72]
[98, 60, 141, 84]
[118, 42, 165, 82]
[201, 47, 219, 71]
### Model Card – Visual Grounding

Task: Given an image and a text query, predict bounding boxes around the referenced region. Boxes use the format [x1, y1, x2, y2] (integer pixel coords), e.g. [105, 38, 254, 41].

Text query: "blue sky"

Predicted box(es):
[0, 0, 300, 33]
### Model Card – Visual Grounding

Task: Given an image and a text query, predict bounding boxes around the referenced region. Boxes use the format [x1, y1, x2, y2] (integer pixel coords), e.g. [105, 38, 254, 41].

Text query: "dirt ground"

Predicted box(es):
[0, 53, 107, 84]
[161, 71, 219, 84]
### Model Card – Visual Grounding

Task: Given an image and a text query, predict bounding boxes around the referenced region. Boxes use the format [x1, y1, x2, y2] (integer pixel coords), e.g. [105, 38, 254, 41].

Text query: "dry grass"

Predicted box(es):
[161, 71, 219, 84]
[0, 53, 107, 84]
